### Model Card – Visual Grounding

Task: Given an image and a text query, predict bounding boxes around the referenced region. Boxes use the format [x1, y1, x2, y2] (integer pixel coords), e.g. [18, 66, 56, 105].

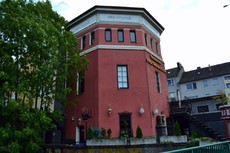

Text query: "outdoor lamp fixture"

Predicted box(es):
[78, 118, 81, 125]
[71, 116, 75, 121]
[153, 107, 159, 116]
[81, 107, 90, 120]
[139, 104, 145, 116]
[107, 104, 112, 117]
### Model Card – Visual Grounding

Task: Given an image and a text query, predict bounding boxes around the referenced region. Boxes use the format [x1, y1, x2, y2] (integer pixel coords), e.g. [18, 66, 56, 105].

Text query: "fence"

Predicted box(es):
[162, 140, 230, 153]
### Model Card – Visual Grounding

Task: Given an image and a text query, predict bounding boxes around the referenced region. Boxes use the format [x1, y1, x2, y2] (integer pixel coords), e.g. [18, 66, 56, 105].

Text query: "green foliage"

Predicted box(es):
[191, 131, 201, 138]
[0, 101, 62, 152]
[185, 139, 199, 148]
[0, 0, 88, 152]
[174, 121, 182, 136]
[107, 128, 112, 138]
[136, 126, 143, 138]
[213, 91, 229, 105]
[101, 128, 106, 138]
[87, 127, 94, 140]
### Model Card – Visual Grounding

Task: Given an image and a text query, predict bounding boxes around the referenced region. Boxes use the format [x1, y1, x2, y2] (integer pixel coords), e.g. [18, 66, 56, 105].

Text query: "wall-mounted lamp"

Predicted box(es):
[153, 107, 159, 116]
[71, 116, 75, 121]
[139, 104, 145, 116]
[78, 118, 81, 125]
[107, 104, 112, 117]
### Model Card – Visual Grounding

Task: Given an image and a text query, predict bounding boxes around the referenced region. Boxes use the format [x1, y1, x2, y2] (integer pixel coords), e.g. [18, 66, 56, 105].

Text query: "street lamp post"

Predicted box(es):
[81, 107, 90, 141]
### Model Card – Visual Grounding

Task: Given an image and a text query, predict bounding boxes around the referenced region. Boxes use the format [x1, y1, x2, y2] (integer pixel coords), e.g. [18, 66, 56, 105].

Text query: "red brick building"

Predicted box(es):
[65, 5, 169, 143]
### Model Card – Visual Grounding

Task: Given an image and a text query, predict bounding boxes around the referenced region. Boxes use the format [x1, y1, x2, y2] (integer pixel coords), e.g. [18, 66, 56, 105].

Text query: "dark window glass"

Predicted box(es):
[77, 72, 85, 94]
[156, 42, 159, 54]
[145, 34, 148, 46]
[117, 65, 128, 89]
[167, 79, 174, 86]
[91, 31, 95, 45]
[118, 30, 124, 42]
[105, 29, 112, 42]
[151, 38, 154, 50]
[130, 30, 136, 43]
[82, 36, 86, 49]
[186, 83, 197, 90]
[197, 105, 209, 113]
[156, 71, 161, 93]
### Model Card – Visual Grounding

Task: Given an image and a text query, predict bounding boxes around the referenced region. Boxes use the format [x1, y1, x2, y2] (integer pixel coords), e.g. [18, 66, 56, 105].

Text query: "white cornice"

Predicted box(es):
[70, 13, 161, 38]
[79, 45, 163, 63]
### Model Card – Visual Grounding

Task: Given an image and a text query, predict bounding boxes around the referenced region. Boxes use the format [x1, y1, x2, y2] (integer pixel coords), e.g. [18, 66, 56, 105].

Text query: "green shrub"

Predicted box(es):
[174, 121, 181, 136]
[87, 127, 94, 139]
[136, 126, 143, 138]
[101, 128, 106, 138]
[107, 128, 112, 138]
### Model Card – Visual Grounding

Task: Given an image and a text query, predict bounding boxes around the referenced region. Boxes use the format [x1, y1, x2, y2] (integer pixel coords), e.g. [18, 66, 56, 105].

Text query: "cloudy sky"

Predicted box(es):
[51, 0, 230, 71]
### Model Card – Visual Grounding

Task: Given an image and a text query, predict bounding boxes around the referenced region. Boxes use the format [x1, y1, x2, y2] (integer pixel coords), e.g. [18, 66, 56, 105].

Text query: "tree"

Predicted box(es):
[0, 0, 88, 152]
[213, 91, 229, 105]
[174, 121, 182, 136]
[136, 126, 143, 138]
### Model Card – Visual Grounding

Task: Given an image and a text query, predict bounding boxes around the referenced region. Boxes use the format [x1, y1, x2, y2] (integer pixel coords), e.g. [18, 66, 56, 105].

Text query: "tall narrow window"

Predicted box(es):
[76, 72, 85, 95]
[117, 29, 124, 42]
[90, 31, 95, 45]
[156, 42, 159, 54]
[155, 71, 161, 93]
[82, 36, 86, 49]
[145, 34, 148, 46]
[150, 38, 154, 50]
[130, 30, 136, 43]
[117, 65, 128, 89]
[105, 29, 112, 42]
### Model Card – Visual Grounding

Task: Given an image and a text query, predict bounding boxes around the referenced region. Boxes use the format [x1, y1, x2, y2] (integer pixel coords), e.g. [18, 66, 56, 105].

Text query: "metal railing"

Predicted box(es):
[162, 140, 230, 153]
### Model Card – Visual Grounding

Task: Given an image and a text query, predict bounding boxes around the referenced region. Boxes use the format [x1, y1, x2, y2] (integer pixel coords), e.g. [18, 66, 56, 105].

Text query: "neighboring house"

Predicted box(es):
[167, 62, 184, 103]
[65, 5, 169, 144]
[166, 62, 230, 140]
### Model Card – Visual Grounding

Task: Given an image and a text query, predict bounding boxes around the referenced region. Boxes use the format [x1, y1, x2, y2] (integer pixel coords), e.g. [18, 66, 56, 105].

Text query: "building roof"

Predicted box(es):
[166, 68, 181, 78]
[179, 62, 230, 84]
[68, 5, 164, 34]
[166, 62, 184, 78]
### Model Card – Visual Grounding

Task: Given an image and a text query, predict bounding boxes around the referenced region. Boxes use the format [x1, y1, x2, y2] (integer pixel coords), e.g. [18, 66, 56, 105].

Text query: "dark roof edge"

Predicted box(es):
[68, 5, 164, 33]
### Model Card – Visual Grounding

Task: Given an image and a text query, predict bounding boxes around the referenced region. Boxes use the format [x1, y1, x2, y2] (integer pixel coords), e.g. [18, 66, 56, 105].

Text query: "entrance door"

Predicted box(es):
[76, 127, 80, 144]
[76, 126, 84, 144]
[119, 113, 132, 137]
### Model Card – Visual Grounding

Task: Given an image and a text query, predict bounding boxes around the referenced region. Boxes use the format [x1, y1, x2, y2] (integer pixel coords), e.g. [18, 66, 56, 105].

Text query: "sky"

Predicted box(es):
[51, 0, 230, 71]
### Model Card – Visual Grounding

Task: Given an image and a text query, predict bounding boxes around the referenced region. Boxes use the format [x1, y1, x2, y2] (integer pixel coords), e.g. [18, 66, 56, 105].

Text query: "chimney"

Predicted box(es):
[177, 62, 182, 70]
[208, 64, 212, 71]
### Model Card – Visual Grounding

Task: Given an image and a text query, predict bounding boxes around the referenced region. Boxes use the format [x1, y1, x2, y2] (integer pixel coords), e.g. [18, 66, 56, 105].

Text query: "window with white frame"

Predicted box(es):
[167, 79, 174, 86]
[130, 30, 136, 43]
[186, 82, 197, 90]
[203, 80, 208, 87]
[117, 29, 124, 42]
[117, 65, 128, 89]
[105, 29, 112, 42]
[90, 31, 95, 45]
[212, 78, 219, 86]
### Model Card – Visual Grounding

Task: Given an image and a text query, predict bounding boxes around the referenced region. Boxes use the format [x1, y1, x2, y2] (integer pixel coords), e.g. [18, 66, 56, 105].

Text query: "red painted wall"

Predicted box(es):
[65, 22, 168, 140]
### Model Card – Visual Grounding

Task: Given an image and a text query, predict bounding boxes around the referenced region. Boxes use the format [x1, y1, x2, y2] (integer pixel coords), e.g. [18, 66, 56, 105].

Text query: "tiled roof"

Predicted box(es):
[179, 62, 230, 84]
[166, 68, 181, 78]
